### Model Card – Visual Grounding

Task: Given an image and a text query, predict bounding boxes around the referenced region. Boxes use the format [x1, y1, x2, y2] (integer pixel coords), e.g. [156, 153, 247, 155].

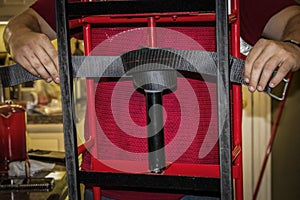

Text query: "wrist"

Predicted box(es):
[283, 39, 300, 48]
[3, 26, 13, 54]
[4, 25, 32, 54]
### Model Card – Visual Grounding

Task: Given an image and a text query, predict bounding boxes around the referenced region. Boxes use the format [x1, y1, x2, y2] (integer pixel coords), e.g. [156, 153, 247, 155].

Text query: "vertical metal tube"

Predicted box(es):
[83, 24, 99, 158]
[146, 17, 166, 173]
[55, 0, 80, 199]
[231, 0, 244, 199]
[146, 91, 166, 173]
[216, 0, 233, 199]
[148, 17, 157, 47]
[83, 23, 101, 198]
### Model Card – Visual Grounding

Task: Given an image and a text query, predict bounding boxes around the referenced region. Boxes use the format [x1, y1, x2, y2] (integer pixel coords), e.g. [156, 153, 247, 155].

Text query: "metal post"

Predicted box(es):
[146, 91, 166, 173]
[146, 17, 166, 173]
[216, 0, 233, 199]
[55, 0, 80, 199]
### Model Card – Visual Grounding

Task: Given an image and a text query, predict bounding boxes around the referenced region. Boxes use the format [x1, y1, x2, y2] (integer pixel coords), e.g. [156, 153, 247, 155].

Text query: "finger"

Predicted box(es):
[25, 48, 53, 81]
[43, 46, 60, 83]
[268, 60, 291, 88]
[45, 44, 59, 70]
[247, 50, 273, 92]
[34, 47, 58, 82]
[13, 48, 41, 77]
[256, 55, 282, 91]
[36, 34, 60, 83]
[244, 40, 265, 84]
[17, 56, 40, 77]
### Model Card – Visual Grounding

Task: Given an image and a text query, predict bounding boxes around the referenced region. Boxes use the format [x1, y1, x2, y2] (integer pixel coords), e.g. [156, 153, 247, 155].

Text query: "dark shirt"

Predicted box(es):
[240, 0, 297, 45]
[31, 0, 299, 45]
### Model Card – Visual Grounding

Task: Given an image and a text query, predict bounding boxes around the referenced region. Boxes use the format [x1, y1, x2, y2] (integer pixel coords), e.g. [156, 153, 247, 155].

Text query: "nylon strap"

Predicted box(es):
[0, 48, 275, 95]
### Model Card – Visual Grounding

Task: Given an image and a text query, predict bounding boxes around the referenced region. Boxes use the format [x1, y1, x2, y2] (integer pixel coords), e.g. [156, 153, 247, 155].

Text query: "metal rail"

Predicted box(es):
[216, 0, 233, 199]
[55, 0, 81, 199]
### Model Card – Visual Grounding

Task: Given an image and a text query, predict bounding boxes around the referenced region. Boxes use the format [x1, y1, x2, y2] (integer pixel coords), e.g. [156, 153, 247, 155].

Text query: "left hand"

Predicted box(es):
[244, 38, 300, 92]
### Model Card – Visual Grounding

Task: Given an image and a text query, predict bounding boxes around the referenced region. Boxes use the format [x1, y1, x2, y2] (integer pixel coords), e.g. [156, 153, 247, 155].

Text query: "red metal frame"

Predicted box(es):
[69, 12, 238, 28]
[230, 0, 243, 199]
[74, 0, 243, 199]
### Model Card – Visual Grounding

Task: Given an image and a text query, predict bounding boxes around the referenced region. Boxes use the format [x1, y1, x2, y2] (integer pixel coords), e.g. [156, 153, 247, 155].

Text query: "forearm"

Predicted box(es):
[282, 12, 300, 42]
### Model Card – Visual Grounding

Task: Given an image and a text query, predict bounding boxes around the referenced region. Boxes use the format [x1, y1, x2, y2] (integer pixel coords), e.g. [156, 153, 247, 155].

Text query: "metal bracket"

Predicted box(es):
[268, 75, 289, 101]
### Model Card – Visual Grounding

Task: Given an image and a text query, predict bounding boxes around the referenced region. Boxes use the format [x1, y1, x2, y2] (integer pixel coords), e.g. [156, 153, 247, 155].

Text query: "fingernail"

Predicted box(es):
[257, 85, 263, 91]
[244, 77, 249, 83]
[269, 82, 275, 88]
[55, 77, 60, 83]
[46, 78, 52, 83]
[249, 86, 255, 92]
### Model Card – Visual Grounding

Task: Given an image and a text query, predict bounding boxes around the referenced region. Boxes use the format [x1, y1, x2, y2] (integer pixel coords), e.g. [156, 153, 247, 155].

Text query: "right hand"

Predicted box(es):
[244, 38, 300, 92]
[8, 31, 60, 83]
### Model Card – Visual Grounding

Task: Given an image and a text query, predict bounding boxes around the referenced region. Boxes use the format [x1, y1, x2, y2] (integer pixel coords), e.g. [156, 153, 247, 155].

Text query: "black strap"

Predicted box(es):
[0, 48, 286, 100]
[0, 49, 242, 86]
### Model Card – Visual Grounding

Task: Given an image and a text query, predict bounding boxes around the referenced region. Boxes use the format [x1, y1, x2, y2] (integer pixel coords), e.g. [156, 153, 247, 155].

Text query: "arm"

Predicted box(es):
[244, 5, 300, 92]
[3, 8, 60, 83]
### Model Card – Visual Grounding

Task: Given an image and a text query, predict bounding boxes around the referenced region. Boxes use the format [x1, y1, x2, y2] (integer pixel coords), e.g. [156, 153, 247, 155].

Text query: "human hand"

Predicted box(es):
[244, 38, 300, 92]
[8, 31, 60, 83]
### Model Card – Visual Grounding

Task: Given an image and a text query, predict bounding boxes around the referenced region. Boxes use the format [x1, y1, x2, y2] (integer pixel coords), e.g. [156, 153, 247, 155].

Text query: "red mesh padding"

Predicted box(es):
[90, 26, 216, 52]
[94, 77, 218, 164]
[83, 26, 221, 172]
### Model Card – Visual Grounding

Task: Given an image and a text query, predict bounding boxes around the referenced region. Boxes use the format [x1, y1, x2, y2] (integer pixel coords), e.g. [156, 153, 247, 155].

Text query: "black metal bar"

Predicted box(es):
[68, 0, 215, 16]
[78, 171, 220, 195]
[146, 92, 166, 173]
[55, 0, 80, 199]
[215, 0, 233, 199]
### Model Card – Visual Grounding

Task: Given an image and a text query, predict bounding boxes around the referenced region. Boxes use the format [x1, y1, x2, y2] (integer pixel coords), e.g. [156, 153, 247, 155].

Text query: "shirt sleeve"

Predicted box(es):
[240, 0, 299, 45]
[30, 0, 79, 31]
[30, 0, 56, 31]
